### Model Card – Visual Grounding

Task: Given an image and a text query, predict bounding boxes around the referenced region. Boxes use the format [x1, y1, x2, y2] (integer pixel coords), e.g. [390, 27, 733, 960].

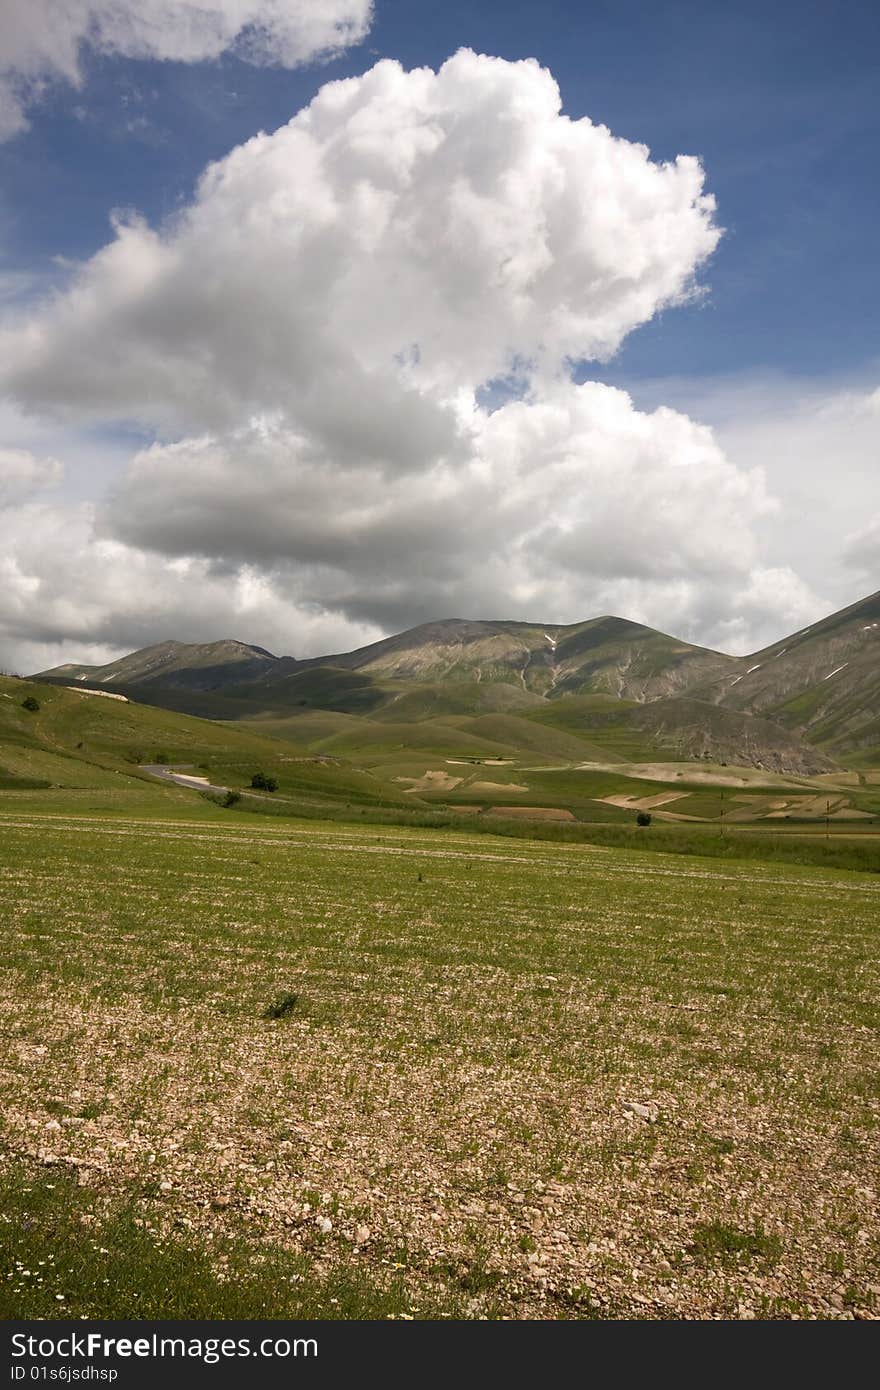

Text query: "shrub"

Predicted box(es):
[250, 772, 278, 792]
[264, 991, 299, 1020]
[199, 789, 242, 811]
[154, 752, 169, 764]
[21, 696, 40, 712]
[636, 811, 652, 827]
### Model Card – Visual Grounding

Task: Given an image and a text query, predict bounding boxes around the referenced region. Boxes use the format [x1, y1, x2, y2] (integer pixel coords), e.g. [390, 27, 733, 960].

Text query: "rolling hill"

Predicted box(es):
[0, 675, 416, 812]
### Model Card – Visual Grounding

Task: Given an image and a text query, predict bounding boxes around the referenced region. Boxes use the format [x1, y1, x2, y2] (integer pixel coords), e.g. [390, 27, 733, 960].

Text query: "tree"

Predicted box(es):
[250, 771, 278, 792]
[21, 695, 40, 712]
[636, 811, 652, 827]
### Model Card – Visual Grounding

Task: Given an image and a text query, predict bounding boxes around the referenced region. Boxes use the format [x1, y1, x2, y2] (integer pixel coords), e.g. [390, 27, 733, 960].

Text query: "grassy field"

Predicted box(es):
[1, 801, 878, 1319]
[7, 674, 880, 836]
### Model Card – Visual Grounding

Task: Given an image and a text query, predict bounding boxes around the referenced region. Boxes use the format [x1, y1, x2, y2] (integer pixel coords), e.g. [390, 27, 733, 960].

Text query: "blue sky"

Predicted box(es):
[0, 1, 877, 668]
[4, 0, 878, 379]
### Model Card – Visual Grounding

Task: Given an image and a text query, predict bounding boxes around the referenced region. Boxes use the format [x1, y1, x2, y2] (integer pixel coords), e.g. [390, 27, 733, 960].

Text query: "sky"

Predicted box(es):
[0, 0, 877, 672]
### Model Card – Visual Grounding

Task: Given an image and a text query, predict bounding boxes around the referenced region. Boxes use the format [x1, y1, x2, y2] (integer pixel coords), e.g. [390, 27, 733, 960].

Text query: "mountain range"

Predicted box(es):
[33, 588, 880, 774]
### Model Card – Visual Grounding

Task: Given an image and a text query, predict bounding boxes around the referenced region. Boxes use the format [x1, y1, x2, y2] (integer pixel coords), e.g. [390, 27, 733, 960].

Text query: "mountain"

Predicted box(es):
[629, 697, 836, 775]
[31, 591, 880, 772]
[705, 589, 880, 764]
[41, 615, 736, 701]
[289, 615, 738, 700]
[46, 638, 279, 692]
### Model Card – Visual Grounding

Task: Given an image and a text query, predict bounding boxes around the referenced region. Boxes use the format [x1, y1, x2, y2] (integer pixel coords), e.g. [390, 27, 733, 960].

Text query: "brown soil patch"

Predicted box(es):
[601, 792, 688, 811]
[395, 770, 464, 794]
[470, 781, 528, 795]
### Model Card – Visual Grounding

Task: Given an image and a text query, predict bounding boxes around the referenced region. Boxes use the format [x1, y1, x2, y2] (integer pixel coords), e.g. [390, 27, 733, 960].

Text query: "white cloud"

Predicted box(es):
[0, 377, 810, 671]
[0, 0, 373, 139]
[0, 445, 63, 504]
[0, 491, 384, 674]
[712, 567, 829, 655]
[844, 512, 880, 573]
[619, 369, 880, 617]
[104, 384, 771, 575]
[0, 382, 824, 668]
[90, 379, 795, 649]
[2, 50, 720, 432]
[0, 50, 835, 668]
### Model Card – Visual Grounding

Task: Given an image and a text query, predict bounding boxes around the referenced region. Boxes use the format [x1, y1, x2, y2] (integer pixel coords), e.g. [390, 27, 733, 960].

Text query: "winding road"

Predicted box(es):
[140, 764, 229, 793]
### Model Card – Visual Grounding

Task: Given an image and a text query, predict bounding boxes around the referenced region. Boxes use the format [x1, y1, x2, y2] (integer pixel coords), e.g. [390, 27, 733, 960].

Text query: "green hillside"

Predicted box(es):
[0, 677, 414, 813]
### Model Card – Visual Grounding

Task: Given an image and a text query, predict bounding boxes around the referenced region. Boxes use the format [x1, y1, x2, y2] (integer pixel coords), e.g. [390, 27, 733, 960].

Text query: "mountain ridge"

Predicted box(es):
[38, 613, 737, 700]
[31, 589, 880, 770]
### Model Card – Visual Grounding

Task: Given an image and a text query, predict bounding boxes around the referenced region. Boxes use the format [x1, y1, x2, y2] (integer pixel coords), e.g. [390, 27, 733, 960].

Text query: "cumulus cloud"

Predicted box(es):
[0, 491, 384, 674]
[2, 50, 719, 431]
[621, 371, 880, 615]
[96, 380, 781, 640]
[0, 50, 826, 667]
[710, 567, 828, 655]
[0, 0, 373, 139]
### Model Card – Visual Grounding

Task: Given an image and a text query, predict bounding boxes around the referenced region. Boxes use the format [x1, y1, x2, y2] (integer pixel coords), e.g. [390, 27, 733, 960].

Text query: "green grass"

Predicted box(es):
[0, 1162, 444, 1319]
[0, 676, 414, 811]
[1, 806, 878, 1319]
[195, 786, 880, 873]
[520, 821, 880, 873]
[3, 666, 880, 1318]
[523, 695, 661, 761]
[0, 767, 50, 789]
[688, 1221, 783, 1267]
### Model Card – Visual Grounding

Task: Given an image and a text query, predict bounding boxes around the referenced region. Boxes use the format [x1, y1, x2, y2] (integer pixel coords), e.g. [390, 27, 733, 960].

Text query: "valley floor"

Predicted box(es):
[1, 802, 878, 1319]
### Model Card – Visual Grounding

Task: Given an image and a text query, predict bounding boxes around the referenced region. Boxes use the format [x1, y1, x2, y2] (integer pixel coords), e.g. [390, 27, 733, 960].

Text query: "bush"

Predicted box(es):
[250, 772, 278, 792]
[154, 752, 169, 764]
[21, 696, 40, 712]
[636, 811, 652, 827]
[264, 991, 299, 1020]
[199, 789, 241, 810]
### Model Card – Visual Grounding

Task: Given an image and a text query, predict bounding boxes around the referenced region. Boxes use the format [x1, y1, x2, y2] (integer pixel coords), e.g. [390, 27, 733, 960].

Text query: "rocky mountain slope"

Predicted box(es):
[630, 698, 836, 775]
[316, 616, 738, 701]
[704, 589, 880, 764]
[39, 615, 737, 702]
[46, 639, 278, 692]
